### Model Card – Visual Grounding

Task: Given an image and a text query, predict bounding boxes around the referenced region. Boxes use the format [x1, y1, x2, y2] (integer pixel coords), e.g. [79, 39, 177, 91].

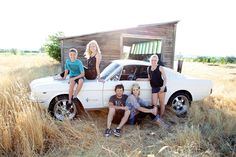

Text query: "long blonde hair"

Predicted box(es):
[84, 40, 101, 59]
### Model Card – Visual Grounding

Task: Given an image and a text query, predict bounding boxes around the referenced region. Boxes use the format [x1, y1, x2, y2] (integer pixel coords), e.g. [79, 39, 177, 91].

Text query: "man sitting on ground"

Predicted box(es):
[104, 84, 130, 137]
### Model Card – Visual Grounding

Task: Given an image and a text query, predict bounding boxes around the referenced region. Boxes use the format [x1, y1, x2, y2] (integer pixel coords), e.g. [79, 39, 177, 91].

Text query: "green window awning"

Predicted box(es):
[130, 40, 162, 55]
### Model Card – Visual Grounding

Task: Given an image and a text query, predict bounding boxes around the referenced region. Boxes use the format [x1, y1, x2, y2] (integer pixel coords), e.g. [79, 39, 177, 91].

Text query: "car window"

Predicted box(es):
[120, 65, 148, 81]
[100, 63, 120, 80]
[110, 69, 122, 81]
[136, 65, 149, 79]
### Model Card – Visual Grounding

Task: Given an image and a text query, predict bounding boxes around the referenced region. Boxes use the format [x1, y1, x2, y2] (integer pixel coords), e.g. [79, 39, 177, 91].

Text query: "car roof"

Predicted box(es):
[112, 59, 151, 66]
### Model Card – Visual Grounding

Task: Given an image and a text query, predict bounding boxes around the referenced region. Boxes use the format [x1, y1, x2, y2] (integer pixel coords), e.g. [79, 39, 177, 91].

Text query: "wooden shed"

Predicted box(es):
[60, 21, 178, 70]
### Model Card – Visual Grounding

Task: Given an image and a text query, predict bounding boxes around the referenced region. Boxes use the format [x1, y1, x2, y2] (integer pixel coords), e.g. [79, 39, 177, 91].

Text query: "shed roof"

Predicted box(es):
[59, 20, 179, 40]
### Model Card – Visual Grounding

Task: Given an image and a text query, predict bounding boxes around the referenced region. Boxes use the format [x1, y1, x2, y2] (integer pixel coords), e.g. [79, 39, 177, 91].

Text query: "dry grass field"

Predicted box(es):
[0, 54, 235, 157]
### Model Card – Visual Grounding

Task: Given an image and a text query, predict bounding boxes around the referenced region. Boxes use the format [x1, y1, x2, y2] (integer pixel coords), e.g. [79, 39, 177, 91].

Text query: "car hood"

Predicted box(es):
[30, 76, 59, 87]
[30, 76, 98, 92]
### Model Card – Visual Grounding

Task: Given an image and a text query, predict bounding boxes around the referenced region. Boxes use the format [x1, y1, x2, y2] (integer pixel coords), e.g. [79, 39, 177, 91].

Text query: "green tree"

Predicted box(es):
[10, 48, 18, 55]
[43, 32, 64, 62]
[226, 56, 236, 64]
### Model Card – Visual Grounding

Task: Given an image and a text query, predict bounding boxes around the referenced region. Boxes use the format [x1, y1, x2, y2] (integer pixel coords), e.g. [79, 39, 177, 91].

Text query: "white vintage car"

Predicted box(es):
[30, 60, 213, 120]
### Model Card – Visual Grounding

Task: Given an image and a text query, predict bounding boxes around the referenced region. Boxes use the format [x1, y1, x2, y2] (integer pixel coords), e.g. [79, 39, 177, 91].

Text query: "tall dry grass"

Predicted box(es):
[0, 55, 235, 156]
[0, 55, 96, 156]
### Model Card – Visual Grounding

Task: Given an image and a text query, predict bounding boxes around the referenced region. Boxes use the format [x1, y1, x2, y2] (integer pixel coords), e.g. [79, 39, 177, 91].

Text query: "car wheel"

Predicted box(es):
[49, 95, 77, 121]
[167, 92, 191, 117]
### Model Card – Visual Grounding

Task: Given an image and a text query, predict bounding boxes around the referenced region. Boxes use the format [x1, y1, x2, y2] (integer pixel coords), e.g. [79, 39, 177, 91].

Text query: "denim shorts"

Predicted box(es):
[152, 86, 167, 93]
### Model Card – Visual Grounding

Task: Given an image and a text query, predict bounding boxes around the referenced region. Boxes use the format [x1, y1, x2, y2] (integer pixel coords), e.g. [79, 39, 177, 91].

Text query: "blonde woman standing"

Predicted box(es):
[84, 40, 102, 80]
[136, 55, 168, 126]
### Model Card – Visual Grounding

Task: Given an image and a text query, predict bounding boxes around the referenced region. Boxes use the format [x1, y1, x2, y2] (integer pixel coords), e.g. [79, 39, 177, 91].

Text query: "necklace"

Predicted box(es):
[151, 65, 158, 71]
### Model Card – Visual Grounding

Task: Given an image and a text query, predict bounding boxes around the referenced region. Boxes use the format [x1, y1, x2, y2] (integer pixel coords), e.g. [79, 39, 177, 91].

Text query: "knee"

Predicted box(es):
[70, 80, 75, 85]
[108, 107, 115, 113]
[125, 110, 130, 115]
[78, 79, 83, 84]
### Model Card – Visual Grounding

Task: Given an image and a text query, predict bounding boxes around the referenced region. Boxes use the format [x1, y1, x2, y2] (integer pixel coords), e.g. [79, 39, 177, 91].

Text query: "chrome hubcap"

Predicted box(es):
[54, 99, 77, 120]
[172, 95, 189, 115]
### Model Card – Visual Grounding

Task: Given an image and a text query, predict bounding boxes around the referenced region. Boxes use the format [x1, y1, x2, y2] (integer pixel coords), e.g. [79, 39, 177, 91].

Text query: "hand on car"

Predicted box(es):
[160, 86, 165, 92]
[97, 78, 105, 83]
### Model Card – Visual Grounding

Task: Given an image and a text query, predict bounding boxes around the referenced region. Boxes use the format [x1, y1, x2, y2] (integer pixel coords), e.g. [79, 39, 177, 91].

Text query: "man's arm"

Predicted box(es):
[71, 72, 85, 80]
[109, 101, 127, 110]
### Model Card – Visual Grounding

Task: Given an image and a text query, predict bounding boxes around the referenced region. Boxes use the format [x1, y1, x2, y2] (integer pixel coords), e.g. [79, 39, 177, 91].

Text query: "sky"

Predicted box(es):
[0, 0, 236, 57]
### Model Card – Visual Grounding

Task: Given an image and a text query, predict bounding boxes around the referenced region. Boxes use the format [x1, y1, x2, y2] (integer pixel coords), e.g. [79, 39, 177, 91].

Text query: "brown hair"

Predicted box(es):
[115, 84, 124, 91]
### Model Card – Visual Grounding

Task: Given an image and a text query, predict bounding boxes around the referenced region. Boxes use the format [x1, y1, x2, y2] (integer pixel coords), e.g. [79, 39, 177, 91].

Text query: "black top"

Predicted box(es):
[87, 55, 96, 70]
[148, 65, 163, 88]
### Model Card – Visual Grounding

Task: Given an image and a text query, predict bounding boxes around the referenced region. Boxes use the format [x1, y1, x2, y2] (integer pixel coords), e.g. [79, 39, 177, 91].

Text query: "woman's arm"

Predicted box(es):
[136, 78, 149, 81]
[95, 54, 101, 78]
[137, 106, 152, 113]
[159, 66, 167, 91]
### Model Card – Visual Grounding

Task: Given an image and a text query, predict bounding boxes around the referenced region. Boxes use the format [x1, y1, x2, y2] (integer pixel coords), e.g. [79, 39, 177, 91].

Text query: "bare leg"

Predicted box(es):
[158, 92, 166, 117]
[152, 93, 158, 116]
[117, 110, 130, 129]
[152, 93, 158, 106]
[73, 79, 83, 98]
[107, 107, 115, 129]
[69, 79, 75, 103]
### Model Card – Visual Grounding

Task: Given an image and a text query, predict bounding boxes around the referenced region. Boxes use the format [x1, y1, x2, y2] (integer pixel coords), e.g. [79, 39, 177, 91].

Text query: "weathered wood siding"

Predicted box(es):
[61, 32, 121, 70]
[61, 22, 177, 70]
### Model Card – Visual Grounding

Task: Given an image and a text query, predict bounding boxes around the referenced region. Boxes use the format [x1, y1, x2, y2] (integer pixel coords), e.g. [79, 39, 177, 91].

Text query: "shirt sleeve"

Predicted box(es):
[109, 95, 115, 104]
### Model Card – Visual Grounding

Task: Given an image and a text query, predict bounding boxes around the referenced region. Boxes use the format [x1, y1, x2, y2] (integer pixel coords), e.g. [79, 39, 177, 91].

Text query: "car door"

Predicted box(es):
[134, 65, 152, 105]
[102, 67, 123, 107]
[78, 81, 104, 109]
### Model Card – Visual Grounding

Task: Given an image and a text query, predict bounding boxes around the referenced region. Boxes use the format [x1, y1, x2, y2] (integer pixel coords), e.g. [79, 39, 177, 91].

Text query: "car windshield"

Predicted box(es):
[100, 62, 120, 80]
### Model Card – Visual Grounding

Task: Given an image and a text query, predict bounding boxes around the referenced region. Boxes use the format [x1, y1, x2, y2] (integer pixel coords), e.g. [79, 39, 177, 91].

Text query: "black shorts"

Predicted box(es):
[152, 86, 167, 94]
[112, 109, 125, 124]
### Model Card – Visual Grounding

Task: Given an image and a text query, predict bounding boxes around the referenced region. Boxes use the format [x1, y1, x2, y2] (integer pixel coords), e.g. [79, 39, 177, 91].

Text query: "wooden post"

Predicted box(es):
[177, 60, 183, 73]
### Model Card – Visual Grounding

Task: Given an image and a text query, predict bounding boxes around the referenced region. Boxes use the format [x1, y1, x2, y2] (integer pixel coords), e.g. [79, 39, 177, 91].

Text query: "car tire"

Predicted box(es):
[49, 95, 77, 121]
[167, 92, 191, 117]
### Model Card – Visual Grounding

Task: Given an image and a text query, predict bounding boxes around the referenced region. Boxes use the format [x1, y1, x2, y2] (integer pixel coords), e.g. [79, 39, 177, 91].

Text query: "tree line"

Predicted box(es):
[0, 49, 42, 54]
[193, 56, 236, 64]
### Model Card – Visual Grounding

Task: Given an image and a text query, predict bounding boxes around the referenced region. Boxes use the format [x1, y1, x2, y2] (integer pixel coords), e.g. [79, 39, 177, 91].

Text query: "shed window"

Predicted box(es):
[129, 40, 162, 62]
[130, 40, 162, 55]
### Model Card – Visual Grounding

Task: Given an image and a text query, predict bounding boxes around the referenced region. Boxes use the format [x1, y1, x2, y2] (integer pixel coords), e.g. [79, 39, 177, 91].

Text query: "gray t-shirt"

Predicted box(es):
[109, 94, 128, 106]
[125, 94, 149, 119]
